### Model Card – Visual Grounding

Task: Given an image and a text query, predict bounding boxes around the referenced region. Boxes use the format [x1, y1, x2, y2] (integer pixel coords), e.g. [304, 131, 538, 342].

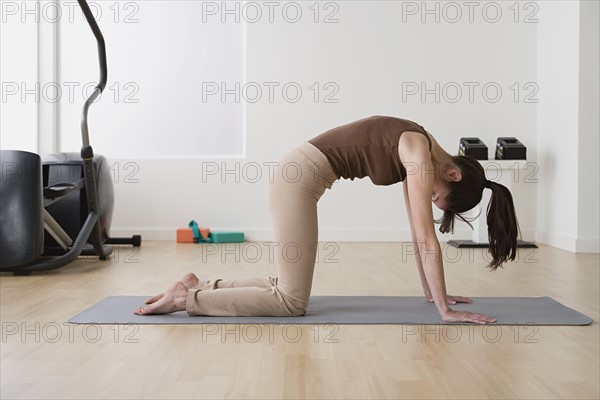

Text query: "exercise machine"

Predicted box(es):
[0, 0, 140, 275]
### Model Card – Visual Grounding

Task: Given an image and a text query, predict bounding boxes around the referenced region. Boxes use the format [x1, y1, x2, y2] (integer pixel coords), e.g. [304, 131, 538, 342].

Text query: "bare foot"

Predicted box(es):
[134, 281, 188, 315]
[144, 292, 165, 305]
[181, 272, 199, 289]
[144, 273, 200, 304]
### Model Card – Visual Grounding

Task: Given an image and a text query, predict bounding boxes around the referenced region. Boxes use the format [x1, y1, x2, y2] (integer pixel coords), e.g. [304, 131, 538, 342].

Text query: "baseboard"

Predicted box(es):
[536, 230, 578, 252]
[109, 228, 426, 242]
[105, 226, 600, 253]
[575, 237, 600, 253]
[110, 228, 176, 242]
[535, 231, 599, 253]
[110, 228, 537, 243]
[110, 228, 281, 242]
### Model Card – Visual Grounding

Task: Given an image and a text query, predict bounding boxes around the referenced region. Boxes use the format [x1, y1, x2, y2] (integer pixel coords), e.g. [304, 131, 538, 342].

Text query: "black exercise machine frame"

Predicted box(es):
[0, 0, 138, 274]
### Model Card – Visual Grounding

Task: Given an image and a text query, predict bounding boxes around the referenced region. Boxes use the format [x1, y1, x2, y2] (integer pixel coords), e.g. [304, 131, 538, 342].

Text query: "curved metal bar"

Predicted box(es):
[77, 0, 107, 91]
[81, 87, 102, 148]
[77, 0, 107, 148]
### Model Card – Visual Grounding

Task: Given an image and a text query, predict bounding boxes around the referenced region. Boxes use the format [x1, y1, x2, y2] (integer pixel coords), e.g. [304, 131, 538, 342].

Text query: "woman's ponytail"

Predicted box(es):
[486, 181, 519, 270]
[441, 156, 521, 270]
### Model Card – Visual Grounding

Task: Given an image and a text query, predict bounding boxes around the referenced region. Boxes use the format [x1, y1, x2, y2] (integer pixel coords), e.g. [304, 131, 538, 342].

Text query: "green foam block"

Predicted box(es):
[209, 232, 244, 243]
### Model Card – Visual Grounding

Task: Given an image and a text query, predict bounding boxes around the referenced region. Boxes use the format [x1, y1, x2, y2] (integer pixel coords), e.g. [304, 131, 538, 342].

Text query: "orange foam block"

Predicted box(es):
[176, 228, 194, 243]
[199, 228, 210, 240]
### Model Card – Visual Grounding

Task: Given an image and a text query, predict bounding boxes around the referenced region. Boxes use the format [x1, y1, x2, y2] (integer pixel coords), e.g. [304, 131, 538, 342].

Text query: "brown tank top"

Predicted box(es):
[308, 115, 432, 186]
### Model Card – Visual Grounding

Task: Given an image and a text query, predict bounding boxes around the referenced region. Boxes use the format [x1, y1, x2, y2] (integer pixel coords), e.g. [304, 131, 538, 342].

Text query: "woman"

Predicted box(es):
[134, 115, 519, 324]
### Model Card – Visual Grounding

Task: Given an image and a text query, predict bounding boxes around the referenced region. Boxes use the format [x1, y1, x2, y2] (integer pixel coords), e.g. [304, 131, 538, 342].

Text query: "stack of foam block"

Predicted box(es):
[176, 226, 244, 244]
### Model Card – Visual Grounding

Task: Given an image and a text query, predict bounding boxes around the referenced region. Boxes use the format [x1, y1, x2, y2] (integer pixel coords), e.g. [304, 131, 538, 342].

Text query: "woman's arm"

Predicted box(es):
[402, 182, 433, 300]
[403, 171, 472, 306]
[399, 132, 496, 323]
[399, 132, 450, 317]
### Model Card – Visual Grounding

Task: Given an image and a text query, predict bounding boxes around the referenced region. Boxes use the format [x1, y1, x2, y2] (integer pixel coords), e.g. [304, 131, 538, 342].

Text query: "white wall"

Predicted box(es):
[0, 2, 38, 152]
[3, 1, 597, 251]
[536, 1, 580, 250]
[59, 1, 245, 159]
[537, 0, 599, 252]
[577, 0, 600, 252]
[107, 1, 539, 242]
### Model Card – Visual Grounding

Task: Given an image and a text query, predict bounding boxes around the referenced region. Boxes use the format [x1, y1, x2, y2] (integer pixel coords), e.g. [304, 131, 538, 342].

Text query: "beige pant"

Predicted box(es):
[186, 142, 338, 316]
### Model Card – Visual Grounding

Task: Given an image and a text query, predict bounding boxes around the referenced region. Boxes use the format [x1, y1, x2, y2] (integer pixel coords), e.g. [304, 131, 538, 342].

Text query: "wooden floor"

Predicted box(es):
[1, 241, 598, 399]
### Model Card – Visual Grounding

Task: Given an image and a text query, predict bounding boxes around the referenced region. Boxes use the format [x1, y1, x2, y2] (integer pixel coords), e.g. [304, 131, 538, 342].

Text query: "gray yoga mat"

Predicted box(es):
[68, 296, 593, 325]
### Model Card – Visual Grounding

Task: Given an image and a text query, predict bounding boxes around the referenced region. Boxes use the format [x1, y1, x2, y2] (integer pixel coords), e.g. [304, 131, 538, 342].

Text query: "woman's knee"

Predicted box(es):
[287, 304, 307, 317]
[281, 294, 309, 317]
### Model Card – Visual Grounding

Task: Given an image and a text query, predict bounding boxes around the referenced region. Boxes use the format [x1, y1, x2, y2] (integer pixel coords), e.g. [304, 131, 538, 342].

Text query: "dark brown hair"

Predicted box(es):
[437, 156, 519, 270]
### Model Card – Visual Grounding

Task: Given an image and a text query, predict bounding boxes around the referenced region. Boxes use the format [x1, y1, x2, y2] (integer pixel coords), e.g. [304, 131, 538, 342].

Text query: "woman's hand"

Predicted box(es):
[442, 309, 497, 324]
[426, 295, 494, 323]
[427, 295, 473, 305]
